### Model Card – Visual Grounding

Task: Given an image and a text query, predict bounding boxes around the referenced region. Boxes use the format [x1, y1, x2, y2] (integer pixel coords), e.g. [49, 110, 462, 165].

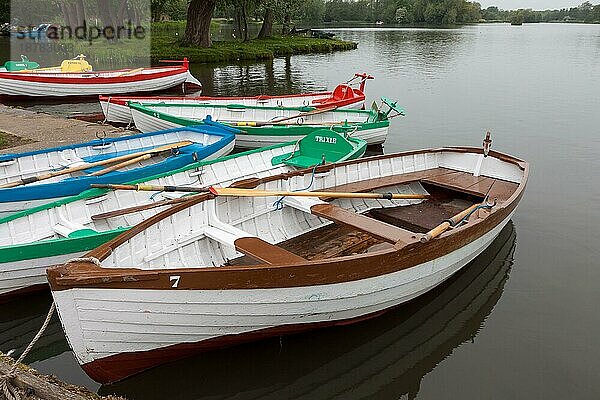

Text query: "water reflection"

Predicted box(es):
[0, 292, 66, 364]
[99, 222, 517, 400]
[191, 56, 323, 97]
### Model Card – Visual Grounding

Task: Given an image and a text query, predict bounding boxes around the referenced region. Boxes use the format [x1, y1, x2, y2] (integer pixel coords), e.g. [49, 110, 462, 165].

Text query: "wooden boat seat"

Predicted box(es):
[234, 237, 307, 264]
[311, 203, 417, 245]
[52, 221, 96, 238]
[423, 172, 518, 202]
[282, 196, 326, 213]
[323, 168, 456, 198]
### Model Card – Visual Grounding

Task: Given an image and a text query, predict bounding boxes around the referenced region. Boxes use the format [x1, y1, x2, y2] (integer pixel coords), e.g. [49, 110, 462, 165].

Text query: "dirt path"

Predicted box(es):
[0, 104, 136, 154]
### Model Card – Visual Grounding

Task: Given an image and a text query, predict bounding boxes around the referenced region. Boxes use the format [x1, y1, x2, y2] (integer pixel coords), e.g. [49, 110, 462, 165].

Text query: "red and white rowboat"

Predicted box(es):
[99, 73, 373, 124]
[0, 59, 201, 97]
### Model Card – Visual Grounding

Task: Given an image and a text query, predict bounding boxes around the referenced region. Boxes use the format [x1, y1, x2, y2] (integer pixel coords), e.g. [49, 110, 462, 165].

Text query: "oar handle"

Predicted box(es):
[91, 195, 199, 220]
[420, 203, 483, 243]
[91, 183, 206, 193]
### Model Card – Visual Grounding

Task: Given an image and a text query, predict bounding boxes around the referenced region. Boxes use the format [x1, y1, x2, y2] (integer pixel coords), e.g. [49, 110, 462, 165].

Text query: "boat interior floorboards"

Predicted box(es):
[224, 171, 520, 267]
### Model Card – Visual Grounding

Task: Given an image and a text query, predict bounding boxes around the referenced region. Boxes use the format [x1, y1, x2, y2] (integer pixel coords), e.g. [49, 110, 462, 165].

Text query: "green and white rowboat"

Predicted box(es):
[129, 100, 402, 149]
[0, 130, 366, 297]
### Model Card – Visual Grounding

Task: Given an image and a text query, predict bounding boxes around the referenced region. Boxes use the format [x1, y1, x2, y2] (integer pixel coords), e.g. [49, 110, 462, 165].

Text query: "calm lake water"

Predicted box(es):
[1, 23, 599, 399]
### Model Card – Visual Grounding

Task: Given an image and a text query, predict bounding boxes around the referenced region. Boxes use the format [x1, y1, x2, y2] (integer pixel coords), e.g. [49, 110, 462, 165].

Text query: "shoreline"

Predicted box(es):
[0, 104, 133, 154]
[151, 35, 358, 64]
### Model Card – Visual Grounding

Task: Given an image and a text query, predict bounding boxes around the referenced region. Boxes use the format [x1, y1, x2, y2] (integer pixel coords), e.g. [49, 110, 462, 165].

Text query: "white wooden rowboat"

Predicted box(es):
[129, 102, 392, 148]
[48, 143, 528, 383]
[0, 60, 201, 97]
[99, 73, 372, 124]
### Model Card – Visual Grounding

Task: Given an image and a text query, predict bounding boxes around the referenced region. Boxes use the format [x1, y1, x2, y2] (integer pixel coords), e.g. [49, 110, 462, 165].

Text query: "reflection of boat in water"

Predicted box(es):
[100, 222, 517, 400]
[0, 292, 68, 363]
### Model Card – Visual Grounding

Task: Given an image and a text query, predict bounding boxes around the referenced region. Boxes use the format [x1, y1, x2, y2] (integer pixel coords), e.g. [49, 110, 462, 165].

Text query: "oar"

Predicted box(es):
[0, 141, 193, 189]
[420, 200, 495, 243]
[90, 154, 152, 176]
[91, 183, 207, 193]
[91, 194, 200, 220]
[208, 187, 430, 200]
[234, 106, 338, 127]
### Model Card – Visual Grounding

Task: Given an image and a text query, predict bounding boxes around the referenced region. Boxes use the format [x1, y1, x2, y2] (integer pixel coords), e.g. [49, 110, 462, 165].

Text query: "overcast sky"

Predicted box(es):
[478, 0, 587, 10]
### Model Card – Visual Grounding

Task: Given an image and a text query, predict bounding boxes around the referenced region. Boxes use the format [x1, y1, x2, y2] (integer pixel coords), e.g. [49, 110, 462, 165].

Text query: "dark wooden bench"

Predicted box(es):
[234, 237, 308, 265]
[311, 203, 418, 246]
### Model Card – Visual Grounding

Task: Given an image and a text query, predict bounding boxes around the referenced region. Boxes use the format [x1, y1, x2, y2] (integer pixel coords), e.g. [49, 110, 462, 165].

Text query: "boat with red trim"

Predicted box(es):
[0, 57, 201, 97]
[99, 73, 373, 124]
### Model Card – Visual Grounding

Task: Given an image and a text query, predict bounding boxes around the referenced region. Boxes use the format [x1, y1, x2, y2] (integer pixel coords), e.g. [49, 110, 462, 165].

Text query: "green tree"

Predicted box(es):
[183, 0, 216, 47]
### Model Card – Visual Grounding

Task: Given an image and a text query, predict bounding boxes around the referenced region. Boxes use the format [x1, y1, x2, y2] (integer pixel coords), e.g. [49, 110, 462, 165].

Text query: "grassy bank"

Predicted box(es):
[57, 20, 357, 65]
[151, 35, 357, 63]
[0, 131, 34, 151]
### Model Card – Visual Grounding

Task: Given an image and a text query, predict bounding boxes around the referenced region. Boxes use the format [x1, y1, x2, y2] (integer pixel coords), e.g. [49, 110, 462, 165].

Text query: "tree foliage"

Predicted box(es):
[483, 2, 600, 23]
[324, 0, 481, 24]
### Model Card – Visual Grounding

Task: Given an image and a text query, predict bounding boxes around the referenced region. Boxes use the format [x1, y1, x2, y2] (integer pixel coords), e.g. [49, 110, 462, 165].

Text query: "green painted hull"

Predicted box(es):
[128, 102, 390, 148]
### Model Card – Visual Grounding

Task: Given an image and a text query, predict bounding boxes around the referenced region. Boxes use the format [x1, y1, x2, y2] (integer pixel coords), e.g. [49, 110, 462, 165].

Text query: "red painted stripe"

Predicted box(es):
[0, 66, 187, 85]
[99, 90, 365, 108]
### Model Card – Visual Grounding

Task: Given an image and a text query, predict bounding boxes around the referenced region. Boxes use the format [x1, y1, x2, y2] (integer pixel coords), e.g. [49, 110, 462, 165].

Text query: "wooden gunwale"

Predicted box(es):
[47, 147, 528, 291]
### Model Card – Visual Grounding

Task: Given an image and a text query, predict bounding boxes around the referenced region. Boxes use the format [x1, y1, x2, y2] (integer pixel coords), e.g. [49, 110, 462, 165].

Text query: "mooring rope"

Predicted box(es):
[0, 303, 56, 400]
[273, 164, 320, 211]
[0, 256, 99, 400]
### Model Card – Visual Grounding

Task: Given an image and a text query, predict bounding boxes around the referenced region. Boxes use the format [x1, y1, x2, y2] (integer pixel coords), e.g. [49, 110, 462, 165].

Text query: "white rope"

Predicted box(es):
[0, 302, 56, 400]
[282, 137, 303, 162]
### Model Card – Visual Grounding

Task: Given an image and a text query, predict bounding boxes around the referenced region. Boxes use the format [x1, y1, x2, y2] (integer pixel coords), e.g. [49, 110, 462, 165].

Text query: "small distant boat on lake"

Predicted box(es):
[0, 130, 365, 297]
[47, 141, 528, 383]
[0, 55, 201, 97]
[0, 124, 236, 216]
[99, 73, 374, 124]
[129, 97, 403, 148]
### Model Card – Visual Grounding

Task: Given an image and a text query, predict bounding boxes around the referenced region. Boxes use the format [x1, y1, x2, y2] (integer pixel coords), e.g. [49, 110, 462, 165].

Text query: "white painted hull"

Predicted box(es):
[130, 107, 387, 147]
[0, 71, 191, 97]
[0, 252, 85, 296]
[0, 142, 294, 296]
[100, 97, 364, 124]
[54, 211, 513, 366]
[0, 196, 69, 217]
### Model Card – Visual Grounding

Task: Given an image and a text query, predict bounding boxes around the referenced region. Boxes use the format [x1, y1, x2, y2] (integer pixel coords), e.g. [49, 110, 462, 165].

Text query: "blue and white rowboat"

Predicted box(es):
[0, 121, 236, 215]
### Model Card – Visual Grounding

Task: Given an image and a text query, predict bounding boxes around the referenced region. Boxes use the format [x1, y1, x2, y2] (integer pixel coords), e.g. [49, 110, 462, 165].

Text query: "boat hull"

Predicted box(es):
[4, 138, 364, 296]
[53, 211, 514, 383]
[130, 106, 389, 148]
[0, 68, 198, 97]
[100, 94, 364, 124]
